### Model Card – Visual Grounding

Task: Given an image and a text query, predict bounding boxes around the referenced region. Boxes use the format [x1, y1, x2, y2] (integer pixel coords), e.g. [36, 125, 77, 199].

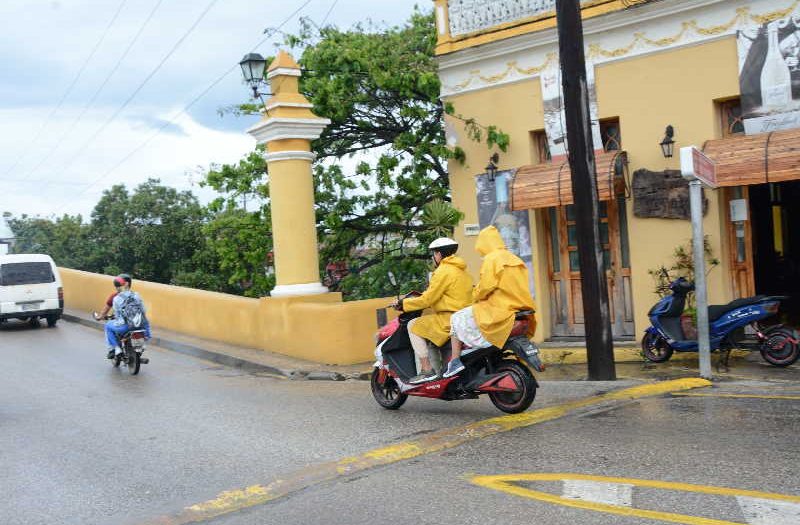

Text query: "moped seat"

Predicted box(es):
[708, 295, 767, 322]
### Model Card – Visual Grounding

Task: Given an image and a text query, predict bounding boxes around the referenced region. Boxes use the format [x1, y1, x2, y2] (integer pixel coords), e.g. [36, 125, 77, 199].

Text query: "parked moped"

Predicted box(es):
[642, 277, 799, 367]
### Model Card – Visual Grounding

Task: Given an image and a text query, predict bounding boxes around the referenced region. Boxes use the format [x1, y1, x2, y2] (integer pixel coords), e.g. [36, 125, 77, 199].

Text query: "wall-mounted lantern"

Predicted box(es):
[660, 125, 675, 159]
[486, 152, 500, 182]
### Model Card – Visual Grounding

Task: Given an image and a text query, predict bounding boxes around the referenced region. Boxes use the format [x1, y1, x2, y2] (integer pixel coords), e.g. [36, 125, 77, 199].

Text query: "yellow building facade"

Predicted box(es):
[435, 0, 800, 342]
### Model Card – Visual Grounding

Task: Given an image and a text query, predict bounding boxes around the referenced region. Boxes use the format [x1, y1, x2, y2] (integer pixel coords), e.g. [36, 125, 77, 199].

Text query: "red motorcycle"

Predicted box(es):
[371, 293, 544, 414]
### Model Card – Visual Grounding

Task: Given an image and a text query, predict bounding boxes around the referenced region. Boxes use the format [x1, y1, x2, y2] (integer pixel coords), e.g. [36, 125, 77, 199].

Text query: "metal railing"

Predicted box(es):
[446, 0, 650, 37]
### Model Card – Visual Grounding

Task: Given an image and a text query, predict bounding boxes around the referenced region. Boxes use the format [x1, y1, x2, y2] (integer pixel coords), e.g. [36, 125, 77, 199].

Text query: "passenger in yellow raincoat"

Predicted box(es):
[444, 225, 537, 378]
[395, 237, 473, 384]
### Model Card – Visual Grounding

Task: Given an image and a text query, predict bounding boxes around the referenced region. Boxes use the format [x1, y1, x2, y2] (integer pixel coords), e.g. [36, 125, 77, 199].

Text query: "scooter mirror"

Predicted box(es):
[387, 271, 397, 287]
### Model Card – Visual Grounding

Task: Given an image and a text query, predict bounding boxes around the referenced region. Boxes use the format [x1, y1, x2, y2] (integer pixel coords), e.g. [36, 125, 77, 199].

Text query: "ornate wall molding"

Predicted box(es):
[439, 0, 798, 97]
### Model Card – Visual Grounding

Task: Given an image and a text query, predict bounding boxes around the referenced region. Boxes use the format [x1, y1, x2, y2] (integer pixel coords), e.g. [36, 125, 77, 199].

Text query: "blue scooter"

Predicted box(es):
[642, 277, 799, 367]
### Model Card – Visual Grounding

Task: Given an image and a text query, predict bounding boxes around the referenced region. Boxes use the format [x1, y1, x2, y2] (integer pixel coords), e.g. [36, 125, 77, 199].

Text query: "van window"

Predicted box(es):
[0, 262, 55, 286]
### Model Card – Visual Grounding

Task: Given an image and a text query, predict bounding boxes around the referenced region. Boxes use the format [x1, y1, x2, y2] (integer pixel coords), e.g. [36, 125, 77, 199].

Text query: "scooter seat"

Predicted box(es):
[708, 295, 767, 322]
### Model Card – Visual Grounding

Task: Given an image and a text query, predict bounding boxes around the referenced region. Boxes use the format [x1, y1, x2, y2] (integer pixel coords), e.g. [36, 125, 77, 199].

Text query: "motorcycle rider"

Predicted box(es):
[94, 274, 151, 359]
[393, 237, 473, 384]
[444, 226, 536, 378]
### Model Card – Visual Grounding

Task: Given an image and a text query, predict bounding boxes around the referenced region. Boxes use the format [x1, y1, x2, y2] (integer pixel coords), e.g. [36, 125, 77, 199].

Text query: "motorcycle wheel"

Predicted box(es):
[488, 360, 537, 414]
[760, 327, 799, 367]
[370, 368, 407, 410]
[127, 347, 141, 375]
[641, 332, 673, 363]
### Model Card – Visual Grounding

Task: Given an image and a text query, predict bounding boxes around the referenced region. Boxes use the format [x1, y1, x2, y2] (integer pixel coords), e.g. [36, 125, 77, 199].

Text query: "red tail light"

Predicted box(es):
[764, 302, 780, 314]
[131, 331, 146, 339]
[58, 287, 64, 308]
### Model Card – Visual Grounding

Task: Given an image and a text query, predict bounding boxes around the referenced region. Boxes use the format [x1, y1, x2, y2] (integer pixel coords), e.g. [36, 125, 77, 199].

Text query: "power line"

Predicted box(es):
[51, 0, 315, 215]
[320, 0, 339, 27]
[1, 0, 128, 179]
[20, 0, 166, 182]
[46, 0, 219, 189]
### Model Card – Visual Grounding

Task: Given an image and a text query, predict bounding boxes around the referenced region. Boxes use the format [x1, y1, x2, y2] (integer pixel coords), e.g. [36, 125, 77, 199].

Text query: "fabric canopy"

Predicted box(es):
[511, 150, 626, 210]
[703, 128, 800, 187]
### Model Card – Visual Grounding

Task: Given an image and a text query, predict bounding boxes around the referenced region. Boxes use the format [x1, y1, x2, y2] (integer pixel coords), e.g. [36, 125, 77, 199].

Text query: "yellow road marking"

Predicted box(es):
[139, 378, 710, 525]
[671, 392, 800, 400]
[471, 473, 800, 525]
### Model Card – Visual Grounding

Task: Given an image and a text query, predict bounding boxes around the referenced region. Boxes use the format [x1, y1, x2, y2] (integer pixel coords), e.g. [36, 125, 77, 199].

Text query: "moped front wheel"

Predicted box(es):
[642, 332, 673, 363]
[760, 327, 799, 367]
[370, 368, 407, 410]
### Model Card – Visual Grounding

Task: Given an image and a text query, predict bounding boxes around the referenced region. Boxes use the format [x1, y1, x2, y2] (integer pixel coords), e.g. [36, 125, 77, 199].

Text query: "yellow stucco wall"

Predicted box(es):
[443, 37, 741, 340]
[445, 78, 551, 340]
[60, 268, 391, 365]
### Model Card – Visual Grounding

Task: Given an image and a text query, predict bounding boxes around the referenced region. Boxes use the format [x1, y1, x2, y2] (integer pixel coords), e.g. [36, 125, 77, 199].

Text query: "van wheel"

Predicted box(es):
[28, 317, 40, 328]
[46, 315, 58, 328]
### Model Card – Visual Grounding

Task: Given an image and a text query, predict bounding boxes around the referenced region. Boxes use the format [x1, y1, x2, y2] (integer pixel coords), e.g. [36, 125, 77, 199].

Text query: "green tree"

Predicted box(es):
[90, 179, 207, 283]
[7, 214, 93, 269]
[195, 152, 275, 298]
[215, 10, 504, 299]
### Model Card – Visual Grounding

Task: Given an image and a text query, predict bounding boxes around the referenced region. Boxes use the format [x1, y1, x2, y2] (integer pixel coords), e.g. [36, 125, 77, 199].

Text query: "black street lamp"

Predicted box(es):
[660, 125, 675, 159]
[239, 53, 267, 98]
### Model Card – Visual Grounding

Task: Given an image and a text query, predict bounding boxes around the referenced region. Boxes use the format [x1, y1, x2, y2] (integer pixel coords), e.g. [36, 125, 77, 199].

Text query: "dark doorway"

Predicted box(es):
[750, 180, 800, 326]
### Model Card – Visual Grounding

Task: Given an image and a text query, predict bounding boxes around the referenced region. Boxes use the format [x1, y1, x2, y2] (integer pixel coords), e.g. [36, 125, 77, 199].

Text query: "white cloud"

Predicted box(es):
[0, 0, 424, 218]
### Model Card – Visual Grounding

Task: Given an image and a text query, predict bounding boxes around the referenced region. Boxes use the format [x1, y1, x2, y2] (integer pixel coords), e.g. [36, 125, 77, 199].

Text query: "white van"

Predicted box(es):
[0, 254, 63, 327]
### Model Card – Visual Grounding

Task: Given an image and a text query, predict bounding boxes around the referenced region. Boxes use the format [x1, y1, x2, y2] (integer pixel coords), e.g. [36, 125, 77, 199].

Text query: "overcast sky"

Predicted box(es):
[0, 0, 424, 219]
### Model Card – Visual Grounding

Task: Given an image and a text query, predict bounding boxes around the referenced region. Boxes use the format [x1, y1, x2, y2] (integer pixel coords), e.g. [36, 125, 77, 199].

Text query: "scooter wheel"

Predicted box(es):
[370, 368, 407, 410]
[760, 328, 799, 367]
[642, 332, 673, 363]
[488, 360, 537, 414]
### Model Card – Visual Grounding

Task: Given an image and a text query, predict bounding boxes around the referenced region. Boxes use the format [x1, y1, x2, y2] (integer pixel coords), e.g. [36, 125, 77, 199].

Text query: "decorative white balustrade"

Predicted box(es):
[447, 0, 594, 37]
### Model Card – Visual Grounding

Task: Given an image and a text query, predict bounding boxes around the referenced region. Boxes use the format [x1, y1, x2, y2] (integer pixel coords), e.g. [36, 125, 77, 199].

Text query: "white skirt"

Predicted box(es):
[450, 306, 492, 349]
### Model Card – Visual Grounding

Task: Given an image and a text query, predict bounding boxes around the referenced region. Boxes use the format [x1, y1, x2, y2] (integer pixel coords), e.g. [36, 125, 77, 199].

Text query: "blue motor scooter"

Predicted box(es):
[642, 277, 799, 367]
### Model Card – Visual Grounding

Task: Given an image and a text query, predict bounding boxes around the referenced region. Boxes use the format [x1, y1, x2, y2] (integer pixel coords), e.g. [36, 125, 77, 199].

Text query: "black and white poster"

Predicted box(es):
[475, 170, 536, 298]
[738, 15, 800, 134]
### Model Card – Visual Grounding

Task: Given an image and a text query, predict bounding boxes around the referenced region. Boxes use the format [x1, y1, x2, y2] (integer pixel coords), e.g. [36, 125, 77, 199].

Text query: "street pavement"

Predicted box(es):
[2, 319, 799, 525]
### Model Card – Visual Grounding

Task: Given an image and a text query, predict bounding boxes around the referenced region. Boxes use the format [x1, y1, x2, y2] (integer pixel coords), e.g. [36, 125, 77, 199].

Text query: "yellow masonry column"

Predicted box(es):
[246, 51, 331, 297]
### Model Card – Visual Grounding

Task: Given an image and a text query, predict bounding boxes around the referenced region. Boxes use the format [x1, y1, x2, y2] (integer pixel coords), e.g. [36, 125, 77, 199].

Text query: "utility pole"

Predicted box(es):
[555, 0, 616, 380]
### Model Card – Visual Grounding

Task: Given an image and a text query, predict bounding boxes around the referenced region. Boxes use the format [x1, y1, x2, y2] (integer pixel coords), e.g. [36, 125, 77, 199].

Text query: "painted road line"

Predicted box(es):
[139, 378, 710, 525]
[563, 479, 633, 507]
[671, 392, 800, 400]
[471, 473, 800, 525]
[737, 496, 800, 525]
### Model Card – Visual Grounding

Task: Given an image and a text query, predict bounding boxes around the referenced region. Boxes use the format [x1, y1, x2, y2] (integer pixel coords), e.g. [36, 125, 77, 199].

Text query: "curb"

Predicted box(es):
[61, 314, 362, 381]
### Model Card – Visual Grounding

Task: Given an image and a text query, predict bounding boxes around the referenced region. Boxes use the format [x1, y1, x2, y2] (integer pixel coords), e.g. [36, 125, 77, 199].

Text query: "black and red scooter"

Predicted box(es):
[370, 292, 545, 414]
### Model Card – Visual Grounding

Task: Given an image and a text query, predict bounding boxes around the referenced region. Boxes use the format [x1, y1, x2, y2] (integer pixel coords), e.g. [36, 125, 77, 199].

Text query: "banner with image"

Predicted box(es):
[475, 170, 535, 298]
[540, 63, 604, 161]
[738, 14, 800, 134]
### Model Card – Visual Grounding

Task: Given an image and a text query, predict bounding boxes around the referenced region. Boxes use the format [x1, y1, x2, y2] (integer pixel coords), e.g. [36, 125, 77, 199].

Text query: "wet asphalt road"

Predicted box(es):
[1, 320, 637, 525]
[2, 320, 799, 524]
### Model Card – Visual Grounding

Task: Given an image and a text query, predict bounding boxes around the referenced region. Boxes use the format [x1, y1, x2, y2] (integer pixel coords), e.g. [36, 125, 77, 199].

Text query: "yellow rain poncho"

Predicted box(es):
[472, 226, 537, 348]
[402, 255, 474, 346]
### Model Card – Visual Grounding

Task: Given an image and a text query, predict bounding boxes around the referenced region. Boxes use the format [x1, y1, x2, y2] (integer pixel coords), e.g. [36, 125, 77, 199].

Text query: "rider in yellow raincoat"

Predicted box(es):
[397, 238, 473, 383]
[445, 226, 536, 377]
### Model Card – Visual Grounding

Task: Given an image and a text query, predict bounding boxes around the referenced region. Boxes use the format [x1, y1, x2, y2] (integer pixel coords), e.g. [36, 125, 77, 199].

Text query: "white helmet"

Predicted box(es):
[428, 237, 458, 251]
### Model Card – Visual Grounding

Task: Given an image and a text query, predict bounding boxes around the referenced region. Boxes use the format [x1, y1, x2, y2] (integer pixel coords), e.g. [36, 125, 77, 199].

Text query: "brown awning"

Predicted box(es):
[511, 150, 626, 210]
[703, 128, 800, 187]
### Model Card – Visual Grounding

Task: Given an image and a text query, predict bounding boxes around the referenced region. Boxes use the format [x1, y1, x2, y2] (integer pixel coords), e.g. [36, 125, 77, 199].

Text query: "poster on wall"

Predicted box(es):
[738, 14, 800, 134]
[540, 64, 604, 160]
[475, 170, 535, 298]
